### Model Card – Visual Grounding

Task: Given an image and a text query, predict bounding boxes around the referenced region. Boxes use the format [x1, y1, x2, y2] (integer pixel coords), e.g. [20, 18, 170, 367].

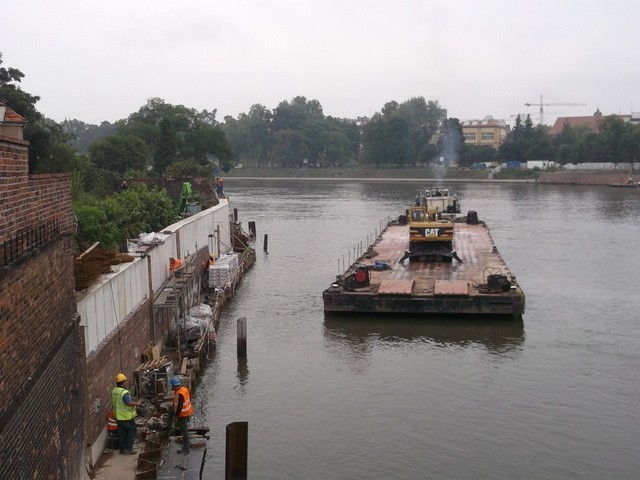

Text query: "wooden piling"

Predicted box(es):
[237, 317, 247, 358]
[263, 234, 268, 253]
[225, 421, 248, 480]
[248, 221, 256, 238]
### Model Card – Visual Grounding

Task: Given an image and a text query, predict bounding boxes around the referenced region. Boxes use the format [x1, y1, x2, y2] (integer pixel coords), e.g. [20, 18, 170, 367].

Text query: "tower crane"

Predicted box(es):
[524, 95, 587, 125]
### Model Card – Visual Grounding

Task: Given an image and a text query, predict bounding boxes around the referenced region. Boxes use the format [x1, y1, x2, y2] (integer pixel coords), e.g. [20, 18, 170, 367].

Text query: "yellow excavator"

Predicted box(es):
[400, 187, 462, 263]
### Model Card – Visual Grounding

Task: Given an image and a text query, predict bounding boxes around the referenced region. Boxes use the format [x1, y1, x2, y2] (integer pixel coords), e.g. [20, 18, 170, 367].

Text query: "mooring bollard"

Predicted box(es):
[237, 317, 247, 358]
[225, 421, 248, 480]
[263, 234, 268, 253]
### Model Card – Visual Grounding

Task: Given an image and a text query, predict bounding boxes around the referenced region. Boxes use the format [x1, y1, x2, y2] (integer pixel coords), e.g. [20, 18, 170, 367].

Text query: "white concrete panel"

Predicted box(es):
[80, 201, 230, 357]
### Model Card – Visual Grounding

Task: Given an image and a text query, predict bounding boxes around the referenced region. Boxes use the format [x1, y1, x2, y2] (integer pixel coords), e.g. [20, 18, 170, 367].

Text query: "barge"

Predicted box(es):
[323, 206, 525, 318]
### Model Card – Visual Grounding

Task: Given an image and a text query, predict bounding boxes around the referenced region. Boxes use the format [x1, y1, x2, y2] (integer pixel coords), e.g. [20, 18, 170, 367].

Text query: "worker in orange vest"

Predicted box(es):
[169, 257, 183, 272]
[167, 377, 193, 455]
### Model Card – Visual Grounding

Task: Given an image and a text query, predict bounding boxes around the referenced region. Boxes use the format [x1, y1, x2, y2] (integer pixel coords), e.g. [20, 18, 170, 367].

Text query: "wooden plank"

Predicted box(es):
[180, 357, 189, 375]
[75, 242, 100, 261]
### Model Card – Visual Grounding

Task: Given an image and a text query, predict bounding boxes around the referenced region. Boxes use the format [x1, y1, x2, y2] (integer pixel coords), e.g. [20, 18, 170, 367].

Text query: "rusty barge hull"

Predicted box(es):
[323, 222, 525, 318]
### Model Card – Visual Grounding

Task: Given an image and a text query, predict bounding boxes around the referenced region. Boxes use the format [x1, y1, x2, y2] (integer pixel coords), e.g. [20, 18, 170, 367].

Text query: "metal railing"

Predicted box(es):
[1, 219, 60, 268]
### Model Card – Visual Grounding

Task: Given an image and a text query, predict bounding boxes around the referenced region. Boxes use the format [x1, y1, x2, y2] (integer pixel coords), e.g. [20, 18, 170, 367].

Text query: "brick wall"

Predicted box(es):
[85, 299, 152, 444]
[0, 318, 85, 479]
[0, 136, 85, 478]
[0, 137, 73, 244]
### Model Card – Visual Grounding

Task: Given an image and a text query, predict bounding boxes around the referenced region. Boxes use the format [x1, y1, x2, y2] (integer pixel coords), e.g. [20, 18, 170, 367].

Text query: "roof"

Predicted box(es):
[548, 115, 605, 135]
[0, 102, 26, 123]
[460, 116, 507, 128]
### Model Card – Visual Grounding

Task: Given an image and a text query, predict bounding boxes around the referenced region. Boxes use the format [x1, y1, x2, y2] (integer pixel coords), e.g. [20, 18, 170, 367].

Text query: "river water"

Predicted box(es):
[196, 180, 640, 479]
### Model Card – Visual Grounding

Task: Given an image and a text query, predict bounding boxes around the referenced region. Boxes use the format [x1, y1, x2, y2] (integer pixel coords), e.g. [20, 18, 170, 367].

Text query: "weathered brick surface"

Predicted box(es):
[0, 320, 85, 480]
[0, 139, 73, 244]
[85, 299, 152, 444]
[0, 137, 85, 478]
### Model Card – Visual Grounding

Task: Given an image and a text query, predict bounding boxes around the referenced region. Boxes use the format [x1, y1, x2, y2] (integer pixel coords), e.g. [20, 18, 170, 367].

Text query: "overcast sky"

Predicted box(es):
[3, 0, 639, 127]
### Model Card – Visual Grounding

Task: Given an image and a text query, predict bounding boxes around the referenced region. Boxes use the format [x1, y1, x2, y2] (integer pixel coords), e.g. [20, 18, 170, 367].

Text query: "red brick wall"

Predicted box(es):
[85, 299, 152, 444]
[0, 138, 73, 243]
[0, 137, 85, 478]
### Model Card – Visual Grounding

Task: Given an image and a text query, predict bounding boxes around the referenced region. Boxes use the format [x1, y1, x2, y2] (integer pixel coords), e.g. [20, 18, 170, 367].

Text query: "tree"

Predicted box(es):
[0, 53, 72, 173]
[363, 97, 446, 166]
[596, 116, 640, 164]
[117, 98, 234, 174]
[462, 144, 497, 166]
[385, 117, 411, 166]
[74, 186, 176, 251]
[165, 160, 209, 179]
[271, 96, 323, 131]
[154, 118, 178, 173]
[63, 119, 116, 152]
[499, 114, 527, 161]
[362, 116, 388, 167]
[269, 129, 307, 167]
[89, 135, 149, 173]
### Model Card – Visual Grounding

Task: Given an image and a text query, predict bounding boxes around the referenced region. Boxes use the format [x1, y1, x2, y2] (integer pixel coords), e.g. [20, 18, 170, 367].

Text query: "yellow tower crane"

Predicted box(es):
[525, 95, 587, 125]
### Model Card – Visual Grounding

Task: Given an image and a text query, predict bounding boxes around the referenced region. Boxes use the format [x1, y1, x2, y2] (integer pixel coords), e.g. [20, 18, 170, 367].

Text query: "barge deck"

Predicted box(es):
[323, 220, 525, 318]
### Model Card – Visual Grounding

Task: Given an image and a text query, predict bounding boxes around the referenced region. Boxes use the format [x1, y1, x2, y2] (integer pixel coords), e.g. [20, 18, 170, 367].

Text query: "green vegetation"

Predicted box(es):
[74, 186, 177, 252]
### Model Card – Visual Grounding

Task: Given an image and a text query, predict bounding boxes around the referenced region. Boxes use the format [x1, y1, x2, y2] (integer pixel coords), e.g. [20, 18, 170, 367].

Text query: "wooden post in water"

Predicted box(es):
[225, 421, 248, 480]
[237, 317, 247, 358]
[263, 234, 268, 253]
[233, 208, 238, 223]
[248, 221, 256, 238]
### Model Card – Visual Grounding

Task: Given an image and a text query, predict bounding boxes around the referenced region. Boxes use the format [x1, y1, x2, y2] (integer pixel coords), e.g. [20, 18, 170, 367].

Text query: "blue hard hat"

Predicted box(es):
[170, 377, 181, 387]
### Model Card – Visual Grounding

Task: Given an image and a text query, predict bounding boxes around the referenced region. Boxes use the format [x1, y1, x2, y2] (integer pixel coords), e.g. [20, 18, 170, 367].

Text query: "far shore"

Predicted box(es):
[223, 167, 638, 186]
[225, 176, 534, 183]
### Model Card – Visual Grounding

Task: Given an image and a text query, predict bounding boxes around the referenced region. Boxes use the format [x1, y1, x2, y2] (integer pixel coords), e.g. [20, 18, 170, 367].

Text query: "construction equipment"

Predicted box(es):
[524, 95, 587, 125]
[176, 181, 202, 217]
[399, 187, 461, 263]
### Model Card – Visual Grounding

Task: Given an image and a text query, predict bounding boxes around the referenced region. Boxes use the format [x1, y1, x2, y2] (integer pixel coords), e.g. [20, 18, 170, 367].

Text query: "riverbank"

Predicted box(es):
[225, 166, 639, 186]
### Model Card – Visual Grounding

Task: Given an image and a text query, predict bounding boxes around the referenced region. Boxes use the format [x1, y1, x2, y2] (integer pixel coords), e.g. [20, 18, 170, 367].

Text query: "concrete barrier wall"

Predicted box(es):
[78, 200, 230, 356]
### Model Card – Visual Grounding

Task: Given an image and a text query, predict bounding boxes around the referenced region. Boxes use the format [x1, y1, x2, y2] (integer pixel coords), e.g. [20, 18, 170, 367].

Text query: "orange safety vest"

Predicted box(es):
[107, 411, 118, 431]
[173, 386, 193, 417]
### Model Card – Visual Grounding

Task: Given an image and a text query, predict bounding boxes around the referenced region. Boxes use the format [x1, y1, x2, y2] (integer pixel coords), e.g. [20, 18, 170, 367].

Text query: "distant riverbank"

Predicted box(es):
[224, 166, 532, 182]
[224, 166, 638, 186]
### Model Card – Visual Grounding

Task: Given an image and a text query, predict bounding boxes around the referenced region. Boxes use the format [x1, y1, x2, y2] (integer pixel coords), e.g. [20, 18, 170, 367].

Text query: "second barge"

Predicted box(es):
[323, 211, 525, 319]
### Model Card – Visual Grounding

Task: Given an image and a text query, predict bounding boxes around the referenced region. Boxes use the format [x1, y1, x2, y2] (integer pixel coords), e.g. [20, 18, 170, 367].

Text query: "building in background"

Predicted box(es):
[460, 116, 509, 149]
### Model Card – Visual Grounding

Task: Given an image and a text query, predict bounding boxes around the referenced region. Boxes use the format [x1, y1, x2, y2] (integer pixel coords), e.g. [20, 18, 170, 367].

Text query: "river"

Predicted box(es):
[196, 180, 640, 479]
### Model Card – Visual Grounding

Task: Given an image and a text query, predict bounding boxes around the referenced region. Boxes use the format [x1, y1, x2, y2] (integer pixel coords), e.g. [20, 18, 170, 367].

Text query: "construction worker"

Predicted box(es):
[111, 373, 141, 455]
[167, 377, 193, 455]
[215, 177, 225, 198]
[169, 257, 183, 272]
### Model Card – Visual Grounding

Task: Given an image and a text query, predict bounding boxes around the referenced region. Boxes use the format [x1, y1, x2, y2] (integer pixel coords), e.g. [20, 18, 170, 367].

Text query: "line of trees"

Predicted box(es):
[498, 114, 640, 166]
[222, 96, 361, 168]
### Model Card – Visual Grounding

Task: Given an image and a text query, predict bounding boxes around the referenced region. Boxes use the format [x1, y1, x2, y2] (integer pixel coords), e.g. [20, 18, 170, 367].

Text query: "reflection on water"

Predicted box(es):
[323, 315, 524, 354]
